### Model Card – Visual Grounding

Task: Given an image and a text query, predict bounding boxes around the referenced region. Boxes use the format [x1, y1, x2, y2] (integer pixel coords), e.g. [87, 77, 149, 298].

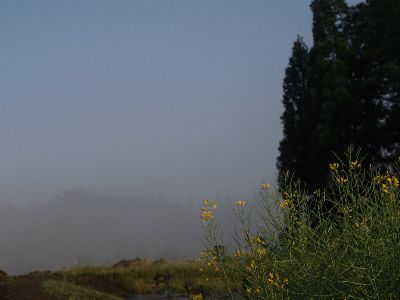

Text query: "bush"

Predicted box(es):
[201, 151, 400, 299]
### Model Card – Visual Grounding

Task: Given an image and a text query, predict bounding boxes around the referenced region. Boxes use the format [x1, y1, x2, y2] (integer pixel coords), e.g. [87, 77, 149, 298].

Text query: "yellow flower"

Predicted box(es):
[260, 183, 271, 190]
[203, 199, 217, 209]
[250, 260, 256, 270]
[381, 184, 390, 194]
[192, 294, 203, 300]
[246, 288, 252, 294]
[350, 161, 361, 169]
[267, 272, 274, 284]
[267, 272, 287, 289]
[234, 249, 244, 257]
[199, 249, 209, 258]
[235, 200, 246, 207]
[255, 287, 261, 294]
[336, 177, 348, 184]
[279, 199, 290, 208]
[329, 162, 339, 171]
[252, 235, 263, 244]
[390, 176, 399, 188]
[257, 247, 267, 256]
[201, 210, 213, 222]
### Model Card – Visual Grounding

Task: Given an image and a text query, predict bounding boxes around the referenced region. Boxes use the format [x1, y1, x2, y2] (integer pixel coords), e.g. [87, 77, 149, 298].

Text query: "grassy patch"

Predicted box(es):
[63, 259, 219, 296]
[42, 279, 123, 300]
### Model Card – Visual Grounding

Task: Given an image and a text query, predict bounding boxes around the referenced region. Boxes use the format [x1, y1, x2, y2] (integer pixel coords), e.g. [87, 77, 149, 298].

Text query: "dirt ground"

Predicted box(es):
[0, 271, 124, 300]
[0, 273, 58, 300]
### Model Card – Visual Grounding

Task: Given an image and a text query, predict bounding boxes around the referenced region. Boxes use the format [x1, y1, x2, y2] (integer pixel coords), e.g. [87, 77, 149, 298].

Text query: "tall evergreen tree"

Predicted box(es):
[277, 37, 309, 187]
[277, 0, 400, 192]
[339, 0, 400, 167]
[297, 0, 354, 190]
[341, 2, 384, 166]
[360, 0, 400, 163]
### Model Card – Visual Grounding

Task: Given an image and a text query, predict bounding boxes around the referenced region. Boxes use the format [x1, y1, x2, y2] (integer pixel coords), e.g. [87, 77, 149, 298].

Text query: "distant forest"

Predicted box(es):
[277, 0, 400, 190]
[0, 190, 239, 275]
[0, 191, 199, 274]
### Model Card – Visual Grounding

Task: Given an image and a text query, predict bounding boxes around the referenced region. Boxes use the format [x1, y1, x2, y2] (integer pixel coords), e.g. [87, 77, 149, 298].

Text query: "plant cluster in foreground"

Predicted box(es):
[199, 151, 400, 299]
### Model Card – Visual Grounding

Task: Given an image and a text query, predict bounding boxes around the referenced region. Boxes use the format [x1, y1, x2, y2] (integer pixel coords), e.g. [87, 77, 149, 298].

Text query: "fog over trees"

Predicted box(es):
[0, 190, 240, 275]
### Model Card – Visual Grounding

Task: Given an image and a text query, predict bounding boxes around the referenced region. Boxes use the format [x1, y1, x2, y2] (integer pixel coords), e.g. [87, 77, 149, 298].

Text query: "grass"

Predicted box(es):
[62, 259, 219, 297]
[2, 259, 222, 299]
[201, 150, 400, 299]
[42, 279, 123, 300]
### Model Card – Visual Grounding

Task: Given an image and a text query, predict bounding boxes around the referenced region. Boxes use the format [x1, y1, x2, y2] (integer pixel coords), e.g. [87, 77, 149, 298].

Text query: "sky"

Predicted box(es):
[0, 0, 320, 204]
[0, 0, 366, 274]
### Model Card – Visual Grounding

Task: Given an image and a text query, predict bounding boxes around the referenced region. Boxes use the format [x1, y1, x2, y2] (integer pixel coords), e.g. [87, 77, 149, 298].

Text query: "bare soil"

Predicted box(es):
[0, 271, 124, 300]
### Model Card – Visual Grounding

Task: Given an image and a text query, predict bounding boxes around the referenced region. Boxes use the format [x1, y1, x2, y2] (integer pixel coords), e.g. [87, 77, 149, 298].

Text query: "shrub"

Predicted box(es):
[201, 151, 400, 299]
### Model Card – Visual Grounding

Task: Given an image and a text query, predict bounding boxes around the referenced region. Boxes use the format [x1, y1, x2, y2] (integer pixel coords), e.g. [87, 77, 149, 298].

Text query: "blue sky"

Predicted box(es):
[0, 1, 359, 203]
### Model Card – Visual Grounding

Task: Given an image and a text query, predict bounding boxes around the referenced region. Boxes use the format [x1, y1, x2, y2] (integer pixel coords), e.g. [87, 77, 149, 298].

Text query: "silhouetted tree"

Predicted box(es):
[277, 36, 309, 187]
[354, 0, 400, 164]
[277, 0, 400, 192]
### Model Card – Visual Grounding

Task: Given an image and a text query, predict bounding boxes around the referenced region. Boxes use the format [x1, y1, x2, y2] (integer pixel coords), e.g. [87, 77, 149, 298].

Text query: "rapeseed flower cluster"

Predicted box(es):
[260, 183, 271, 190]
[267, 272, 289, 289]
[234, 249, 245, 257]
[350, 160, 361, 169]
[201, 150, 400, 299]
[386, 175, 399, 188]
[246, 286, 262, 295]
[251, 235, 263, 245]
[257, 247, 267, 256]
[192, 294, 203, 300]
[330, 160, 361, 172]
[330, 160, 362, 185]
[280, 191, 295, 208]
[235, 200, 246, 207]
[373, 174, 400, 193]
[279, 199, 291, 208]
[201, 199, 218, 223]
[329, 162, 340, 171]
[336, 176, 349, 184]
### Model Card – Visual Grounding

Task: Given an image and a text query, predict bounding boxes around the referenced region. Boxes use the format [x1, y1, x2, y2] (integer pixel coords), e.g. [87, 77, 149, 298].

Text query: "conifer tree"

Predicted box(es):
[360, 0, 400, 163]
[298, 0, 354, 190]
[277, 37, 309, 187]
[277, 0, 400, 192]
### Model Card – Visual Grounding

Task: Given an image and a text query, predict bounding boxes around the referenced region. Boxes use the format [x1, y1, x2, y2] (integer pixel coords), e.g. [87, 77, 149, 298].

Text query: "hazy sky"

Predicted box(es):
[0, 1, 360, 204]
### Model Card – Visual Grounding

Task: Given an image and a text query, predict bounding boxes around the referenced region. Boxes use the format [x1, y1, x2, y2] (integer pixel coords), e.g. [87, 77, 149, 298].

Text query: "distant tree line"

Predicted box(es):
[277, 0, 400, 191]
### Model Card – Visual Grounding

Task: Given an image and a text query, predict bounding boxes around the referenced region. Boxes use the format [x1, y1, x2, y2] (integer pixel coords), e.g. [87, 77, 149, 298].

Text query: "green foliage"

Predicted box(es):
[202, 153, 400, 299]
[63, 259, 215, 296]
[278, 0, 400, 191]
[42, 280, 123, 300]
